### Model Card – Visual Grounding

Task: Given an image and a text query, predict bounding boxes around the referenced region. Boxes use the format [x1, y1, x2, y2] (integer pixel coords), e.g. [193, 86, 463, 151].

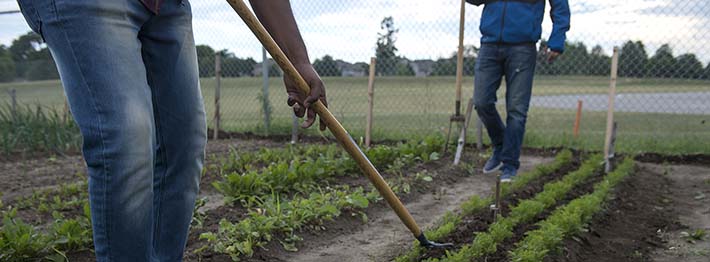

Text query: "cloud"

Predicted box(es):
[1, 0, 709, 65]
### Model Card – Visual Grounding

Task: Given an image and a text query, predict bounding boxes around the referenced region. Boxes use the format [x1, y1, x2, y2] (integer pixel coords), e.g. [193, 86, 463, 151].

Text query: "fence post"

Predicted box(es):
[365, 57, 376, 147]
[262, 47, 270, 134]
[604, 47, 619, 173]
[213, 53, 222, 140]
[573, 99, 583, 137]
[10, 88, 17, 122]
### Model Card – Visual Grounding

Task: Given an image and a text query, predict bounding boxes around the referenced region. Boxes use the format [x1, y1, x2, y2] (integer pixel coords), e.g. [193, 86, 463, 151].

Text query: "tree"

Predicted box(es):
[313, 55, 341, 76]
[589, 45, 610, 76]
[396, 60, 415, 76]
[8, 32, 58, 80]
[648, 44, 676, 78]
[196, 45, 216, 77]
[619, 40, 648, 78]
[704, 63, 710, 80]
[431, 57, 456, 76]
[675, 54, 704, 79]
[0, 46, 15, 82]
[375, 17, 399, 76]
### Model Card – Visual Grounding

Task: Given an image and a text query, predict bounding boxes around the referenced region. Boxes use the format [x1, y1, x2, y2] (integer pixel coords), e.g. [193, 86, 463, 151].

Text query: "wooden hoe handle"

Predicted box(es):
[226, 0, 424, 238]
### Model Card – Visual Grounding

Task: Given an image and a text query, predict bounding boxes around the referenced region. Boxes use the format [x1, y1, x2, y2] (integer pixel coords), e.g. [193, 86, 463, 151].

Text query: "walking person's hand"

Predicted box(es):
[284, 63, 328, 131]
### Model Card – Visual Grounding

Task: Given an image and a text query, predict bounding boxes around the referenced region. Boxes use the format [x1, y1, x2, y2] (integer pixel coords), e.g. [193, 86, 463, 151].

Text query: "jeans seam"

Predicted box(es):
[149, 67, 169, 257]
[55, 13, 113, 262]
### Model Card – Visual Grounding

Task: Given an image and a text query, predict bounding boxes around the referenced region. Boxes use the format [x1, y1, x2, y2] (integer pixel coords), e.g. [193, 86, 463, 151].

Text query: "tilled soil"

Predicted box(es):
[226, 154, 554, 262]
[420, 154, 590, 260]
[545, 164, 679, 262]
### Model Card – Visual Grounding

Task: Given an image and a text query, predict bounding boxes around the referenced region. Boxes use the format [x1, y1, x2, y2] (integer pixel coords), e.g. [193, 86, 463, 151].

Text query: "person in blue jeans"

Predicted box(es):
[467, 0, 570, 182]
[16, 0, 326, 261]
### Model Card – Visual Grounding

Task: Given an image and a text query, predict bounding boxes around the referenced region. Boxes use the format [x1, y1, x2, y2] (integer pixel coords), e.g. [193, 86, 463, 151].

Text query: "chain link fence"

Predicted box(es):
[1, 0, 709, 154]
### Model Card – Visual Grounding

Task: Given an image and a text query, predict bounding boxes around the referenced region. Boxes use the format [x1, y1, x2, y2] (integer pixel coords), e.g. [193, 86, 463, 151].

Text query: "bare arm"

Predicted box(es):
[249, 0, 327, 130]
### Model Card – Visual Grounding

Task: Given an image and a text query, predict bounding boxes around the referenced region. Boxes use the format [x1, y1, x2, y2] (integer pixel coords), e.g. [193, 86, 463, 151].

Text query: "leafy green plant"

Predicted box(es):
[0, 210, 54, 261]
[0, 103, 81, 155]
[201, 186, 378, 260]
[681, 229, 707, 243]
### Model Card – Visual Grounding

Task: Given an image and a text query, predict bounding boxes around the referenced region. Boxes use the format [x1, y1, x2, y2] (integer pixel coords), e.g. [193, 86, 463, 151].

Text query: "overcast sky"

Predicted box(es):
[1, 0, 709, 64]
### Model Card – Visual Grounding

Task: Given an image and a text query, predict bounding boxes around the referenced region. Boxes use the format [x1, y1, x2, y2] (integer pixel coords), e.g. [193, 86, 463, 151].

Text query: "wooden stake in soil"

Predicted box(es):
[365, 57, 376, 148]
[213, 53, 222, 140]
[604, 47, 619, 173]
[573, 99, 583, 137]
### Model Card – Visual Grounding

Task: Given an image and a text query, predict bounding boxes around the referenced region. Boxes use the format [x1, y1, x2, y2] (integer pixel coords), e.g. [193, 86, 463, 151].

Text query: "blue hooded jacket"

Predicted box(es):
[468, 0, 570, 53]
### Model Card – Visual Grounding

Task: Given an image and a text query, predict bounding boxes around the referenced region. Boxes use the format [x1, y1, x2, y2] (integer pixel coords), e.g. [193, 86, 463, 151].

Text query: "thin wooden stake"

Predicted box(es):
[573, 99, 583, 137]
[604, 47, 619, 173]
[365, 57, 376, 147]
[213, 53, 222, 140]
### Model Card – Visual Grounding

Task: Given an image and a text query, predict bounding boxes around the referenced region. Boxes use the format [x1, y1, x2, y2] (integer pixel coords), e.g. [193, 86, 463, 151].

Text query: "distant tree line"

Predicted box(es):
[0, 32, 59, 82]
[2, 31, 710, 83]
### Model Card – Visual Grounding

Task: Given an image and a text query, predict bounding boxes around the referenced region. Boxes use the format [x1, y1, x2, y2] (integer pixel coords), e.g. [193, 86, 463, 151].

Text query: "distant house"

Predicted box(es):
[410, 59, 435, 77]
[335, 60, 367, 77]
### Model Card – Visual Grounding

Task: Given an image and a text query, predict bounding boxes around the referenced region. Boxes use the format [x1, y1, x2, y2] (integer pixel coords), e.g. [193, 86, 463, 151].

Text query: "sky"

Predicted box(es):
[1, 0, 709, 65]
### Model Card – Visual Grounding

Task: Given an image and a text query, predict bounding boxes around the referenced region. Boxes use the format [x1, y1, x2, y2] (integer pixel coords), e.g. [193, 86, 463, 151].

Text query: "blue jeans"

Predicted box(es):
[473, 43, 537, 170]
[17, 0, 207, 261]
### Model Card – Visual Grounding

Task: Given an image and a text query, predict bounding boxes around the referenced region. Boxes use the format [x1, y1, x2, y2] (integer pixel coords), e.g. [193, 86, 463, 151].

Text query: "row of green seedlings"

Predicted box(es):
[1, 194, 93, 261]
[395, 150, 574, 262]
[0, 103, 80, 155]
[200, 137, 444, 260]
[213, 136, 443, 203]
[509, 158, 635, 261]
[430, 154, 604, 262]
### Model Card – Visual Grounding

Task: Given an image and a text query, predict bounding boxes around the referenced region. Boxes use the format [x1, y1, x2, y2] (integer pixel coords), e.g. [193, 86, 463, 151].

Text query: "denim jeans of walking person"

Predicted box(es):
[474, 43, 537, 175]
[17, 0, 207, 260]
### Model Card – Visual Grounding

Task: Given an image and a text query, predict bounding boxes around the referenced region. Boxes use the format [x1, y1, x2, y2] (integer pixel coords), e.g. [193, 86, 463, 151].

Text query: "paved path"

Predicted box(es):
[531, 92, 710, 114]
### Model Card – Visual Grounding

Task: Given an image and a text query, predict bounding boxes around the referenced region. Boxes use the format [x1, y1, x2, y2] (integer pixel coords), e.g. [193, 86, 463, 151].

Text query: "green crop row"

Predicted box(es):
[394, 150, 574, 262]
[0, 205, 92, 261]
[509, 158, 635, 261]
[199, 137, 444, 260]
[199, 186, 380, 260]
[432, 154, 603, 262]
[213, 136, 444, 203]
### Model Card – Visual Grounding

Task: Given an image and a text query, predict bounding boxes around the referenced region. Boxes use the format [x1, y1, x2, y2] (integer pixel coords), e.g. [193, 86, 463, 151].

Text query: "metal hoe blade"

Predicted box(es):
[417, 234, 454, 249]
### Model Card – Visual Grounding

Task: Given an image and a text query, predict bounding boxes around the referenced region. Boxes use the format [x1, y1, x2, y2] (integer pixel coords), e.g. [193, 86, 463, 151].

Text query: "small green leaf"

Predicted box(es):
[429, 152, 440, 161]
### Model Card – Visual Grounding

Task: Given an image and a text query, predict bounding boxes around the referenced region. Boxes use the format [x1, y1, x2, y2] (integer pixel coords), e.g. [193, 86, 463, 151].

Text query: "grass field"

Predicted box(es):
[1, 76, 709, 154]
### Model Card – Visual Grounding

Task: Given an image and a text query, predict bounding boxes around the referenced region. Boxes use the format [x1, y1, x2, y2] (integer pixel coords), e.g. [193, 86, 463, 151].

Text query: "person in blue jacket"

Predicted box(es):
[467, 0, 570, 182]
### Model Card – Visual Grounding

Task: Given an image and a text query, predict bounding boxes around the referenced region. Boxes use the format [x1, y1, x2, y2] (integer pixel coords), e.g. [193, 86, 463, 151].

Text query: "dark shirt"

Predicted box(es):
[140, 0, 162, 13]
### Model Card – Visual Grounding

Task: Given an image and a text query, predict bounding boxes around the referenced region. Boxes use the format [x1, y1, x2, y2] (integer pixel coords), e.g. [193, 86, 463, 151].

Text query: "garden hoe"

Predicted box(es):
[226, 0, 453, 249]
[443, 0, 467, 154]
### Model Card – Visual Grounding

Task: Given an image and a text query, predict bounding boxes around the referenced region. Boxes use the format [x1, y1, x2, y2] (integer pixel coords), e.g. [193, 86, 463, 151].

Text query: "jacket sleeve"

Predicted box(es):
[547, 0, 570, 53]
